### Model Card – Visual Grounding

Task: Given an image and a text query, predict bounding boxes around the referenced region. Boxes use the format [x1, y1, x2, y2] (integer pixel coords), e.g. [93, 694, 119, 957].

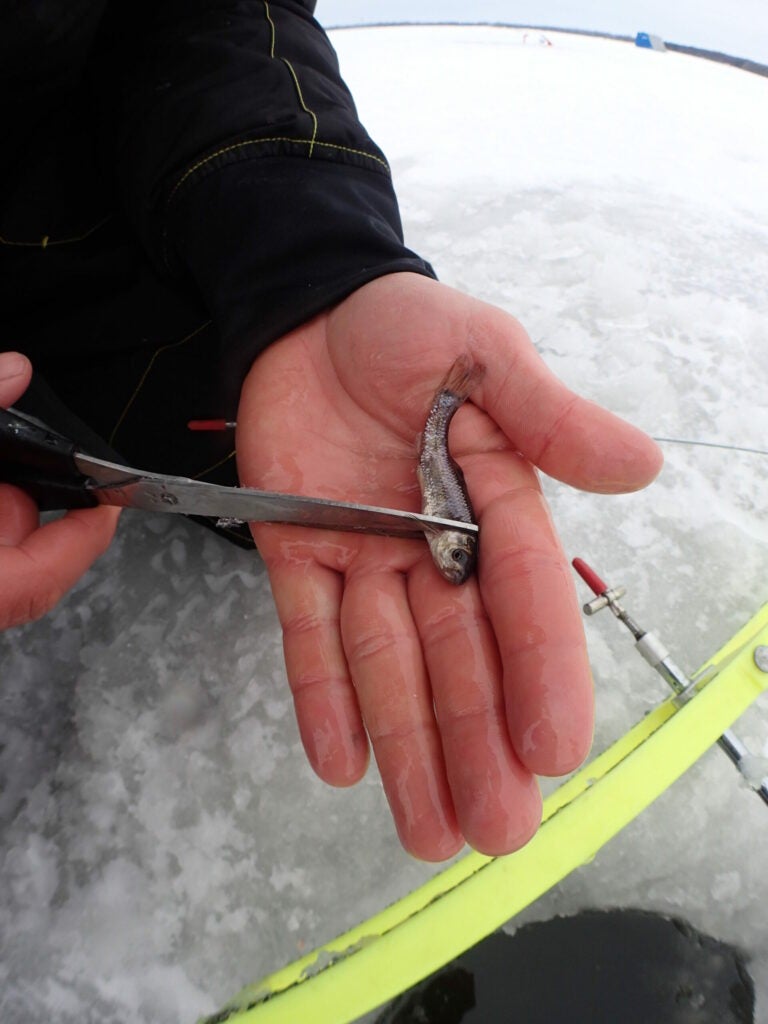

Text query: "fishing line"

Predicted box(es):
[653, 437, 768, 458]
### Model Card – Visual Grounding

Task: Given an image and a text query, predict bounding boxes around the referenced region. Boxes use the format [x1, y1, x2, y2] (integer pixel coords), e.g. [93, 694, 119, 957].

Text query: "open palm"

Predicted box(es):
[237, 273, 662, 861]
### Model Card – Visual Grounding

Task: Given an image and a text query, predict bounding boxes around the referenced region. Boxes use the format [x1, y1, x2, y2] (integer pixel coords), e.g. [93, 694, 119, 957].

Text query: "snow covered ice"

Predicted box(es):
[2, 24, 767, 1024]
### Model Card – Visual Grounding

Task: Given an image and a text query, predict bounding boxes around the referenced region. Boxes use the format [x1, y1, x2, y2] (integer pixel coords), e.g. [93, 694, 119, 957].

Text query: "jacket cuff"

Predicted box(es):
[165, 150, 436, 406]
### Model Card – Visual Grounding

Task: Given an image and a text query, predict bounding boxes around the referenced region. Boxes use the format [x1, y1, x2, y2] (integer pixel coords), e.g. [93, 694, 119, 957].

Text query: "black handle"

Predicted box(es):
[0, 408, 98, 510]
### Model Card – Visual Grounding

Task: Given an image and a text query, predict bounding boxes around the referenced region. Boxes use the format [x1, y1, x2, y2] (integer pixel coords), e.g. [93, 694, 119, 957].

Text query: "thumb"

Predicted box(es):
[0, 352, 33, 409]
[473, 309, 663, 495]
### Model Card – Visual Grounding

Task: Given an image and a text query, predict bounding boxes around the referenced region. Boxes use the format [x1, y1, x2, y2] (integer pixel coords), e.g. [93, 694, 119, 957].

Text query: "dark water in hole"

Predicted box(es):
[375, 909, 754, 1024]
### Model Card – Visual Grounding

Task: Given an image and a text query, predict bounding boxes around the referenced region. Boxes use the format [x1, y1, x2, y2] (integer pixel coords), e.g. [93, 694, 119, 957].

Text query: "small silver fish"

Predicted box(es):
[417, 355, 485, 584]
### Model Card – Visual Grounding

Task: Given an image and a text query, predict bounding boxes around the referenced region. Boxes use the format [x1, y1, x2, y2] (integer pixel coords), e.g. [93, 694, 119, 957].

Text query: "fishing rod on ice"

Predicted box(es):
[572, 557, 768, 808]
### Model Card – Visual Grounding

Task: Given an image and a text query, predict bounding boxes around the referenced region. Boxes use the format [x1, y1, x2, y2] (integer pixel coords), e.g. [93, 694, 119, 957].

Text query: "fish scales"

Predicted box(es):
[419, 391, 475, 523]
[417, 355, 484, 584]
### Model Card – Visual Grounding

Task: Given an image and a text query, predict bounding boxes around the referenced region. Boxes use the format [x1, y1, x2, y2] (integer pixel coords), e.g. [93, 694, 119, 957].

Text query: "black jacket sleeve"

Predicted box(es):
[93, 1, 435, 366]
[3, 2, 435, 546]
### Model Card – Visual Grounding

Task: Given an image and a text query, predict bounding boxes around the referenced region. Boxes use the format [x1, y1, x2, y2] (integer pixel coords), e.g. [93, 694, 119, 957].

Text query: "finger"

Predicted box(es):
[255, 526, 369, 787]
[470, 452, 594, 777]
[471, 308, 663, 493]
[0, 484, 40, 545]
[0, 505, 119, 630]
[408, 558, 542, 856]
[341, 567, 463, 861]
[0, 351, 32, 408]
[327, 276, 661, 495]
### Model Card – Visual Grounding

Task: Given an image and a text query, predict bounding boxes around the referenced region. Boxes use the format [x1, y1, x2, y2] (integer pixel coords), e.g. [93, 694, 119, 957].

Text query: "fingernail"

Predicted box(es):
[0, 353, 29, 382]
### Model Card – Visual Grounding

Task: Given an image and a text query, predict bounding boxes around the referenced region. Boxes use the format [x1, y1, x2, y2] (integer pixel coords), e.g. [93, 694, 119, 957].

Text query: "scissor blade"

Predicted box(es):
[75, 454, 478, 539]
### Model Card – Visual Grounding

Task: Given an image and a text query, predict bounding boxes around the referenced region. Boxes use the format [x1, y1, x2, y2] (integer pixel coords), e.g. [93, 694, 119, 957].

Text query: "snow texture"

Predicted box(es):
[1, 25, 767, 1024]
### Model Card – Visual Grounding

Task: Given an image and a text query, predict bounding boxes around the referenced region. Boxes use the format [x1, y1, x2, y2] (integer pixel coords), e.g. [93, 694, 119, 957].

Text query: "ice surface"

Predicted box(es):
[2, 25, 767, 1024]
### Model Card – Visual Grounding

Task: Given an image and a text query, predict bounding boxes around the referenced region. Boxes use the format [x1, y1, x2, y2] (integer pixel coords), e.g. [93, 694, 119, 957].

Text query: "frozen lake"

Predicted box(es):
[2, 24, 767, 1023]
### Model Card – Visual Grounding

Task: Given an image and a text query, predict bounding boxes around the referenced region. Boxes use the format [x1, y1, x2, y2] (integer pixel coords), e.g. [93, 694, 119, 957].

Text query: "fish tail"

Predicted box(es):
[438, 354, 485, 401]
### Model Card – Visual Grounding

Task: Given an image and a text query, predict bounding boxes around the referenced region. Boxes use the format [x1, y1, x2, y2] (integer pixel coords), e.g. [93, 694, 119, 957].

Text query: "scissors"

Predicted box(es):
[0, 407, 478, 541]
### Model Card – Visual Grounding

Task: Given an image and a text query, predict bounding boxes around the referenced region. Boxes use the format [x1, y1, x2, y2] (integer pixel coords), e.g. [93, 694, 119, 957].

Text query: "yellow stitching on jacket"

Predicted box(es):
[109, 319, 212, 446]
[264, 0, 276, 55]
[0, 215, 112, 248]
[281, 58, 318, 155]
[167, 136, 389, 207]
[263, 1, 318, 156]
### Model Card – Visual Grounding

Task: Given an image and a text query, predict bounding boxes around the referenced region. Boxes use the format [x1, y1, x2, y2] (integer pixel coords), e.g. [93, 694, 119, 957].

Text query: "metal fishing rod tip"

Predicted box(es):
[582, 587, 628, 616]
[572, 558, 627, 615]
[187, 419, 237, 431]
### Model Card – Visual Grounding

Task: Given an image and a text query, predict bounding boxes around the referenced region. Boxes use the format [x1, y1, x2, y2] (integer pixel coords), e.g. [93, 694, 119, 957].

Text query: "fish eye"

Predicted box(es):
[451, 549, 468, 565]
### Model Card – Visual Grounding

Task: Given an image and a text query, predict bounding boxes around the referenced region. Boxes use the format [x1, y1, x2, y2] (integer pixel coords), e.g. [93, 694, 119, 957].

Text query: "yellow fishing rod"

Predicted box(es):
[201, 581, 768, 1024]
[573, 557, 768, 805]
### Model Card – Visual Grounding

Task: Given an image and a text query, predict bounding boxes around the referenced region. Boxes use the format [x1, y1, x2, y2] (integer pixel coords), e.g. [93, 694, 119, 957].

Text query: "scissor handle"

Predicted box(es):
[0, 407, 98, 510]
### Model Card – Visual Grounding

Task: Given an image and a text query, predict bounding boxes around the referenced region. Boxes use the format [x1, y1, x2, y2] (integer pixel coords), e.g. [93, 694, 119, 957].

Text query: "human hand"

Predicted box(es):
[0, 352, 120, 630]
[236, 274, 662, 861]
